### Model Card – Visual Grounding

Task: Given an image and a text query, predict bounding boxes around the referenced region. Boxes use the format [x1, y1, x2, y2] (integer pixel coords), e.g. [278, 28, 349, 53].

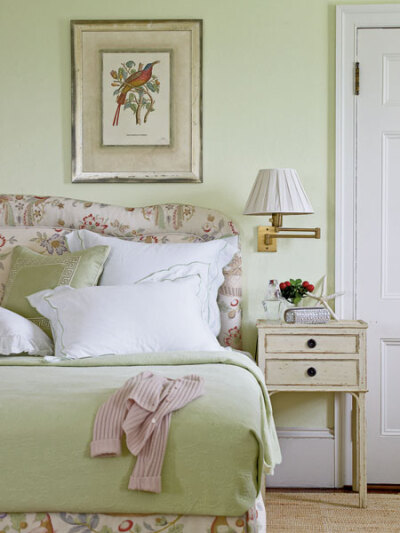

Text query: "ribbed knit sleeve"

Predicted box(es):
[90, 376, 138, 457]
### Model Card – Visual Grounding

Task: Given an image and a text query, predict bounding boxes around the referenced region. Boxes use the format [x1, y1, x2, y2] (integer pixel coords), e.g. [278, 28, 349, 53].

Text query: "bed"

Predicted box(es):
[0, 195, 280, 533]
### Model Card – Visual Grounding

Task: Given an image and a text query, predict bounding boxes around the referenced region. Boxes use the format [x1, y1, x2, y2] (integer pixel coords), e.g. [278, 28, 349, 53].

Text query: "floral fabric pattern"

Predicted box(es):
[0, 197, 260, 529]
[0, 493, 265, 532]
[0, 196, 242, 348]
[0, 227, 72, 303]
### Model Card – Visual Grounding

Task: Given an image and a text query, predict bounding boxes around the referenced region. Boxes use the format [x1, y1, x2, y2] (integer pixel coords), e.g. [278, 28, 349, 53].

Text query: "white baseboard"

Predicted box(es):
[266, 427, 335, 488]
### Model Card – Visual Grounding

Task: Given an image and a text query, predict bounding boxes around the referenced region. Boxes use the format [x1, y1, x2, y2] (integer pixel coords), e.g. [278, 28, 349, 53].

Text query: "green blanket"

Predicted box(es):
[0, 351, 281, 515]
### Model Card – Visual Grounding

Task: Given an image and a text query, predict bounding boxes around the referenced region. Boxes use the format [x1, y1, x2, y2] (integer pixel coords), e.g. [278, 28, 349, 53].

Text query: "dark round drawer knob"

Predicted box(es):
[307, 338, 317, 349]
[307, 367, 317, 377]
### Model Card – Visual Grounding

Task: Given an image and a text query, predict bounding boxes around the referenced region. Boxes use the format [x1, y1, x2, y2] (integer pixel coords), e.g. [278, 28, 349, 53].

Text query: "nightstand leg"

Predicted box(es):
[261, 471, 266, 502]
[352, 394, 360, 492]
[358, 393, 367, 508]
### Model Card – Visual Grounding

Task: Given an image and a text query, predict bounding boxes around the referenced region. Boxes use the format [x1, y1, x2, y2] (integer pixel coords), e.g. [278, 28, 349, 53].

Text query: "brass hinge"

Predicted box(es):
[354, 62, 360, 95]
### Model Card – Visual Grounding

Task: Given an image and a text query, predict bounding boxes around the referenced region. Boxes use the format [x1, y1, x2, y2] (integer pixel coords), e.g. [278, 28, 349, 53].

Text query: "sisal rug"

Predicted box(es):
[265, 491, 400, 532]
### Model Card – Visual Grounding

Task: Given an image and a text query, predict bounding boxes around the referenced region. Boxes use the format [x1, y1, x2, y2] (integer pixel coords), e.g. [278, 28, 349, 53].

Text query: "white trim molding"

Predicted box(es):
[380, 339, 400, 436]
[335, 4, 400, 318]
[276, 427, 334, 440]
[335, 4, 400, 487]
[267, 427, 335, 488]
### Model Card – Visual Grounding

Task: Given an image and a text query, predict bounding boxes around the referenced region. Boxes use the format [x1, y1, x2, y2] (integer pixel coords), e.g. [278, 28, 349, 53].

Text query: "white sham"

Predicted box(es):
[66, 230, 239, 336]
[0, 307, 53, 356]
[28, 279, 224, 360]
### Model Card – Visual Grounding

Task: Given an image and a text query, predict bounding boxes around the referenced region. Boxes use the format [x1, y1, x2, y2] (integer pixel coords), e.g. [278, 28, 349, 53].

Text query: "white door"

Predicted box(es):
[357, 28, 400, 483]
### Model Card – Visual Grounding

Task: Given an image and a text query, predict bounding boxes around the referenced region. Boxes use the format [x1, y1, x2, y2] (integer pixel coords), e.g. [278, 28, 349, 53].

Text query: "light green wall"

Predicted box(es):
[0, 0, 397, 428]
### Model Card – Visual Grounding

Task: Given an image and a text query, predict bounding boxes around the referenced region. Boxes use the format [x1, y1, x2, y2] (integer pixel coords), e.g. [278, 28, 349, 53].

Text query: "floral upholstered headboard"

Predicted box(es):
[0, 195, 242, 349]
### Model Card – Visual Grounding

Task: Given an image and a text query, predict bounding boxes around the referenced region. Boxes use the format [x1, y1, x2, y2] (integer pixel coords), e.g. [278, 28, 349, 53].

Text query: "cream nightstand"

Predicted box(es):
[257, 319, 368, 508]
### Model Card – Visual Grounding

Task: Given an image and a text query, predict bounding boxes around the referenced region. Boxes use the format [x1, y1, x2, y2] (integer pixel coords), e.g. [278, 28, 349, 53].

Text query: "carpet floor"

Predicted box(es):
[265, 491, 400, 532]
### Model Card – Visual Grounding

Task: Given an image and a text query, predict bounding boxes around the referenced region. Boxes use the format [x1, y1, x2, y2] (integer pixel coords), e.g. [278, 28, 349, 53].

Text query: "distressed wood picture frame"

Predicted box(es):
[71, 20, 202, 183]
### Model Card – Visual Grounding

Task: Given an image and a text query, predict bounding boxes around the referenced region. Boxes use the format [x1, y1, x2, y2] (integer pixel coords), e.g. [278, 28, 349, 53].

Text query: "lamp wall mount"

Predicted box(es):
[257, 214, 321, 252]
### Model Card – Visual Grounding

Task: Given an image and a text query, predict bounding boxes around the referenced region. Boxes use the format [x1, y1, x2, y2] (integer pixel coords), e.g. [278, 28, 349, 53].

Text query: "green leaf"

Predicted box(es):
[130, 104, 137, 113]
[168, 525, 184, 533]
[126, 60, 135, 68]
[35, 513, 46, 522]
[113, 88, 120, 96]
[10, 514, 26, 530]
[118, 67, 124, 79]
[146, 82, 156, 92]
[99, 526, 114, 533]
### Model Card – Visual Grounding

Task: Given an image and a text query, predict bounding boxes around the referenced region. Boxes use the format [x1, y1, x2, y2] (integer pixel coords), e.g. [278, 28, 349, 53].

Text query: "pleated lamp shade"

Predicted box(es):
[243, 169, 314, 215]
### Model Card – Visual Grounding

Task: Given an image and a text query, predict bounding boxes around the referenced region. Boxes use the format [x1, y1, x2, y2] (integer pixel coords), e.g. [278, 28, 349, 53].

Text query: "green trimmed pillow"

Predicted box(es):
[1, 245, 110, 335]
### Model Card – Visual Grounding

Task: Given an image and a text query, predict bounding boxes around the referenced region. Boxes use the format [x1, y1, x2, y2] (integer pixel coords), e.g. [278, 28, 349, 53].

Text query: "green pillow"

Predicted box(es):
[1, 245, 110, 335]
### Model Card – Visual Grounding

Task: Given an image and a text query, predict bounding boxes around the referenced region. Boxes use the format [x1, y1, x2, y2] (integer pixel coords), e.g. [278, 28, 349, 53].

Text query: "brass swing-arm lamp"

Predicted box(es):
[243, 169, 321, 252]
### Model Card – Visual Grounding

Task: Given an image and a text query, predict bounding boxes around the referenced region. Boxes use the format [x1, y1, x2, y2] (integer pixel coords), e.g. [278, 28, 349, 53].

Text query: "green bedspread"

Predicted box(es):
[0, 350, 281, 516]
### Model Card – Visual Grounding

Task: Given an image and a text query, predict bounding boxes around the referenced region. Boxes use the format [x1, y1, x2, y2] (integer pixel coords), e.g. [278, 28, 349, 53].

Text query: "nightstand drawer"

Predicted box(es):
[265, 333, 358, 354]
[265, 359, 359, 386]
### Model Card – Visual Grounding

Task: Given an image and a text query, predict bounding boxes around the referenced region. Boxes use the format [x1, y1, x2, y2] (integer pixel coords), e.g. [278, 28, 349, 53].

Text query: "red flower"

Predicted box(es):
[118, 519, 133, 532]
[228, 220, 239, 235]
[224, 326, 241, 347]
[80, 214, 108, 233]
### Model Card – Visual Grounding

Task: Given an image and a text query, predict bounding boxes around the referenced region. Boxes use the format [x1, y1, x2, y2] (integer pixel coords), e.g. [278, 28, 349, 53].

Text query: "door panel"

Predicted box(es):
[357, 28, 400, 483]
[382, 133, 400, 297]
[381, 340, 400, 435]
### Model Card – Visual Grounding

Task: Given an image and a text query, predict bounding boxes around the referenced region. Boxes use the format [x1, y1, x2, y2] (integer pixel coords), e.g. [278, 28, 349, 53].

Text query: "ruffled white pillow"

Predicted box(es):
[28, 279, 224, 360]
[65, 230, 239, 336]
[0, 307, 53, 356]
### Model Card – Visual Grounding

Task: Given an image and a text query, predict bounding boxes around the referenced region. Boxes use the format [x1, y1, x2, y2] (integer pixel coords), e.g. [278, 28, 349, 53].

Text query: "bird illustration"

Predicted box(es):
[113, 61, 159, 126]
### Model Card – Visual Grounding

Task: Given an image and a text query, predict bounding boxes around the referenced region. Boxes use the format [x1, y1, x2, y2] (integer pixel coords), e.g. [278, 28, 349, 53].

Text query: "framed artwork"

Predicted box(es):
[71, 20, 202, 183]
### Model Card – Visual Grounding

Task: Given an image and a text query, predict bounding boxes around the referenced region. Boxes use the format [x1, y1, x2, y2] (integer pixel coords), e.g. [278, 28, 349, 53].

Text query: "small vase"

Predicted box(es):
[262, 280, 284, 321]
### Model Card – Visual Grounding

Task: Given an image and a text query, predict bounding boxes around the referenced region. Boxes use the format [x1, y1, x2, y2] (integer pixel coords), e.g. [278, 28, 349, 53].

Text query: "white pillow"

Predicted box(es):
[27, 279, 223, 360]
[0, 307, 53, 356]
[66, 231, 239, 336]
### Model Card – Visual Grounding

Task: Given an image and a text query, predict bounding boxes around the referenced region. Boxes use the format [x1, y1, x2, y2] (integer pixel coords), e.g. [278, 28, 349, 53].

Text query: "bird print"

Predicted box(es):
[113, 61, 159, 126]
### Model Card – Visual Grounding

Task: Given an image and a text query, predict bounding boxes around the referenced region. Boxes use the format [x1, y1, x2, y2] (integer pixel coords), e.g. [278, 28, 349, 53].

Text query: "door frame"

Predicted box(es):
[335, 4, 400, 486]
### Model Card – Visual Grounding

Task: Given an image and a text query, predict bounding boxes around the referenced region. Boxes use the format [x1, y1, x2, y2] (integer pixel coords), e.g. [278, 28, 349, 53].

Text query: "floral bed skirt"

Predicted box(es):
[0, 494, 266, 533]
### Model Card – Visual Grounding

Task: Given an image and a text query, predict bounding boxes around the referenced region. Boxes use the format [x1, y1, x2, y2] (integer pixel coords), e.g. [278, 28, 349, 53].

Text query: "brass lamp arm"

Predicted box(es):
[257, 225, 321, 252]
[272, 227, 321, 239]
